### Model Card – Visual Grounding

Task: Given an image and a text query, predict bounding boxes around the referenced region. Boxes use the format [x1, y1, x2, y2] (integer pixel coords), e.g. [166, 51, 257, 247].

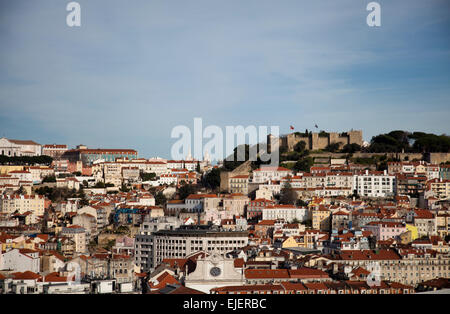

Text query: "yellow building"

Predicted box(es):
[405, 224, 419, 241]
[281, 236, 299, 248]
[228, 175, 249, 195]
[0, 235, 35, 251]
[0, 165, 24, 175]
[309, 197, 326, 207]
[312, 208, 331, 231]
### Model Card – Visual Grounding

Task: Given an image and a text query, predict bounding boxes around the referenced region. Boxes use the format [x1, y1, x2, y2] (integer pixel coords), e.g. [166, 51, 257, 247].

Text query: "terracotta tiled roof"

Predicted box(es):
[335, 249, 401, 261]
[11, 271, 41, 280]
[244, 269, 290, 279]
[211, 284, 284, 293]
[288, 268, 329, 279]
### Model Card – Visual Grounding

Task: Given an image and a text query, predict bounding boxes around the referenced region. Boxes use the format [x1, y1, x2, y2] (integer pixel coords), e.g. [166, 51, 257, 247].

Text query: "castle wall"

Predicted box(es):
[427, 153, 450, 164]
[279, 130, 363, 152]
[348, 131, 363, 147]
[316, 136, 329, 150]
[285, 134, 309, 151]
[311, 133, 320, 150]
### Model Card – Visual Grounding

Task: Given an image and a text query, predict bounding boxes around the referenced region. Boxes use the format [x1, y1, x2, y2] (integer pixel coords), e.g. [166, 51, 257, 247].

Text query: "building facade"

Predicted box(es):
[135, 225, 248, 272]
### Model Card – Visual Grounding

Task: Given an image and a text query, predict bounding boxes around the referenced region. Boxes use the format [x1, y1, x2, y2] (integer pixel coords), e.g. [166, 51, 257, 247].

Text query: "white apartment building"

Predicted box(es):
[125, 195, 156, 207]
[167, 160, 185, 170]
[26, 167, 54, 183]
[426, 165, 440, 180]
[352, 170, 395, 197]
[150, 226, 248, 271]
[0, 174, 20, 186]
[252, 166, 292, 183]
[262, 205, 308, 222]
[134, 216, 182, 271]
[144, 161, 169, 176]
[302, 173, 326, 188]
[258, 182, 282, 196]
[159, 174, 178, 185]
[315, 187, 352, 197]
[56, 199, 79, 215]
[281, 175, 305, 188]
[183, 160, 198, 172]
[103, 162, 123, 186]
[325, 172, 353, 188]
[8, 170, 33, 182]
[0, 248, 40, 273]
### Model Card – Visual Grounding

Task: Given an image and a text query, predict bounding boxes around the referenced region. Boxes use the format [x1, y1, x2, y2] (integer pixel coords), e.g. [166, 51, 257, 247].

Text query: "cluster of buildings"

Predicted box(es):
[0, 138, 449, 294]
[225, 161, 450, 203]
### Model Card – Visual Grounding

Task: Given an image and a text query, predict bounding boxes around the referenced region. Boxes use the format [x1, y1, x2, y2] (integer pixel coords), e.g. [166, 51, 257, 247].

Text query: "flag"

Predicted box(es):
[315, 124, 318, 128]
[290, 125, 294, 130]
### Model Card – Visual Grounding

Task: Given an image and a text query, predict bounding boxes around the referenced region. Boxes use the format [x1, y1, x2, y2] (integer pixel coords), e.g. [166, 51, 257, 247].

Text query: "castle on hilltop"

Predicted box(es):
[268, 129, 363, 152]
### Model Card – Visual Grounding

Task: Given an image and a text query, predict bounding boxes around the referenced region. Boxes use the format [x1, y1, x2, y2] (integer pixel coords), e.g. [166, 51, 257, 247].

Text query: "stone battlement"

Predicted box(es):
[270, 130, 363, 152]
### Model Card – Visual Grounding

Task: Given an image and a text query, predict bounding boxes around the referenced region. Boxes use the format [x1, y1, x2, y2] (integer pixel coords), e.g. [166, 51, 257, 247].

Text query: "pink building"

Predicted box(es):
[363, 221, 407, 241]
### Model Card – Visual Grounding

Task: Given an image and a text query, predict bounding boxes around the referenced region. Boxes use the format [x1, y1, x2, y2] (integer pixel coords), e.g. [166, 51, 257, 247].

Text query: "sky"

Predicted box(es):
[0, 0, 449, 159]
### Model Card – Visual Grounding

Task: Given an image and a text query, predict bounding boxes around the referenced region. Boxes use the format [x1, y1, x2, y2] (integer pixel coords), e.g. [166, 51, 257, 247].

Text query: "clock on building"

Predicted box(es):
[210, 266, 221, 277]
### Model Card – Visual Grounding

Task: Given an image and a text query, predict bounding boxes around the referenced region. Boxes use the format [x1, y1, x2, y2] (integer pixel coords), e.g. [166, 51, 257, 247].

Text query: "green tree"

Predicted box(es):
[341, 143, 361, 154]
[296, 199, 308, 207]
[140, 172, 156, 181]
[369, 131, 409, 153]
[104, 239, 116, 251]
[94, 182, 106, 188]
[293, 141, 306, 153]
[42, 175, 56, 183]
[115, 225, 130, 235]
[203, 168, 221, 190]
[293, 157, 314, 172]
[0, 155, 53, 165]
[303, 219, 312, 228]
[120, 183, 130, 192]
[178, 184, 197, 199]
[155, 191, 167, 206]
[411, 132, 450, 153]
[79, 196, 90, 206]
[324, 142, 341, 153]
[280, 182, 297, 205]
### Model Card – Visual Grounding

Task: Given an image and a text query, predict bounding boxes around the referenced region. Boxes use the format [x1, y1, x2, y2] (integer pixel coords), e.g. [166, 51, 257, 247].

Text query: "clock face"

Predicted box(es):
[210, 267, 221, 277]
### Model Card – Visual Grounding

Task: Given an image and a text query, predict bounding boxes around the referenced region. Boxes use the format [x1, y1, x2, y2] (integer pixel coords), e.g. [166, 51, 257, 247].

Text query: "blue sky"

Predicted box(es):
[0, 0, 449, 158]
